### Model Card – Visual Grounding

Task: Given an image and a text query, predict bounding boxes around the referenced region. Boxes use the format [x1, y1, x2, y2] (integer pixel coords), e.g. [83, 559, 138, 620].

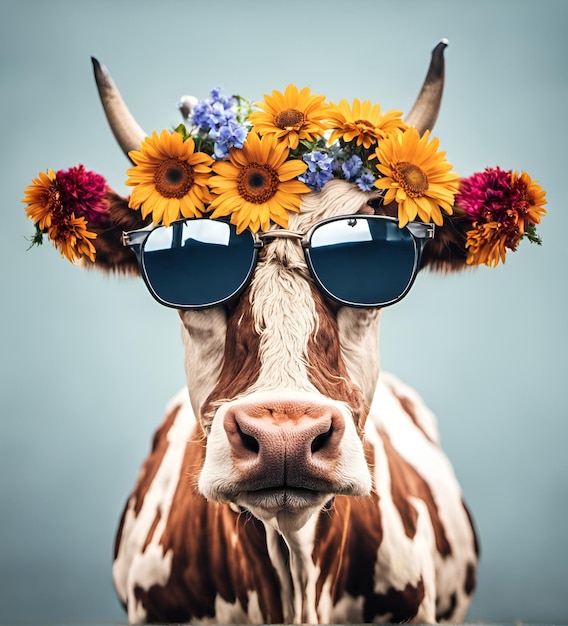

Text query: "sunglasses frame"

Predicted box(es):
[123, 215, 434, 310]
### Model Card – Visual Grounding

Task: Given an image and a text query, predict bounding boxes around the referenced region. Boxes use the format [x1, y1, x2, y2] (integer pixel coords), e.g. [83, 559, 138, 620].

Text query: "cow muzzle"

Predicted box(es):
[198, 393, 372, 517]
[226, 398, 343, 486]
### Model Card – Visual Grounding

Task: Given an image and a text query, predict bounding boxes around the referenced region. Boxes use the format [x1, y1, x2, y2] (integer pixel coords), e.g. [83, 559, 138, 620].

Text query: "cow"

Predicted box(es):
[23, 40, 545, 624]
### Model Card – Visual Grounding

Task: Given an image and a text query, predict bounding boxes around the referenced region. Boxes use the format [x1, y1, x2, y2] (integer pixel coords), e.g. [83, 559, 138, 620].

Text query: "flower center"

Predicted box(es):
[154, 158, 194, 198]
[237, 163, 280, 204]
[354, 119, 374, 130]
[274, 109, 305, 131]
[393, 162, 429, 197]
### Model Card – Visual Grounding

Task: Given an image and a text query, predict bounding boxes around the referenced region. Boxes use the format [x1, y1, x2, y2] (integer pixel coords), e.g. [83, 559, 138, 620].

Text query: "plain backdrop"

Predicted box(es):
[1, 0, 567, 623]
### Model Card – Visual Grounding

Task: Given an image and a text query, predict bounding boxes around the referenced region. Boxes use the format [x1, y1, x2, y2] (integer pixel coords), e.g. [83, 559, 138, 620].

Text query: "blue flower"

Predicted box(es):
[299, 169, 334, 192]
[342, 154, 363, 181]
[191, 88, 238, 132]
[299, 151, 335, 191]
[210, 120, 247, 159]
[304, 151, 334, 172]
[355, 168, 376, 192]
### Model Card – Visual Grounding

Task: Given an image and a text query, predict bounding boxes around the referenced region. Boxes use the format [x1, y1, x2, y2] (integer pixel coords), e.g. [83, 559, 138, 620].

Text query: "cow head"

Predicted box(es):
[23, 41, 546, 534]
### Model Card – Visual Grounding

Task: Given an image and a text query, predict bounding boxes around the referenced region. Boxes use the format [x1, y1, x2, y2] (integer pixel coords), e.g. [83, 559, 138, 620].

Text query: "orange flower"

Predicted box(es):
[23, 169, 59, 230]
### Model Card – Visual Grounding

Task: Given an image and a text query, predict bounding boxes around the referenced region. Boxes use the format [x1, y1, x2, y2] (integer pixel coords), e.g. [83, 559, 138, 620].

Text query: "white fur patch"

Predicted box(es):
[289, 179, 379, 233]
[263, 513, 320, 624]
[247, 246, 319, 394]
[318, 576, 365, 624]
[179, 308, 227, 416]
[113, 395, 195, 622]
[336, 306, 381, 407]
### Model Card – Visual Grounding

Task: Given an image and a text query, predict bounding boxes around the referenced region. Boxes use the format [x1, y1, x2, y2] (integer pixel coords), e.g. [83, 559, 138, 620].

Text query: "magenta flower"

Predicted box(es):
[56, 165, 109, 225]
[460, 166, 547, 266]
[457, 166, 519, 223]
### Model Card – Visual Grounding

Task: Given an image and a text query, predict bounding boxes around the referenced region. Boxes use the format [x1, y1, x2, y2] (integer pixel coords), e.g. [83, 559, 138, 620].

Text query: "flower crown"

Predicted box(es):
[23, 84, 547, 268]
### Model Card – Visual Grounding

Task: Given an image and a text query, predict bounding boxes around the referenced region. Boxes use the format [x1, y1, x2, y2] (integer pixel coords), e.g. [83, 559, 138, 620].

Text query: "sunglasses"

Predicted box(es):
[122, 215, 434, 310]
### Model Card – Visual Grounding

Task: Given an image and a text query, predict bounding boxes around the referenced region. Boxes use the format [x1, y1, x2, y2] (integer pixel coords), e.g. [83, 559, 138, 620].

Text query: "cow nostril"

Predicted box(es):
[311, 424, 333, 454]
[236, 422, 260, 454]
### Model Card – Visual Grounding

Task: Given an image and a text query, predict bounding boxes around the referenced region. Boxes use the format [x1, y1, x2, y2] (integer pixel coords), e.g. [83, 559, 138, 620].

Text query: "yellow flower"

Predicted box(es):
[126, 129, 213, 227]
[465, 221, 508, 267]
[48, 215, 97, 263]
[374, 128, 459, 228]
[326, 99, 407, 150]
[513, 171, 547, 231]
[22, 169, 59, 230]
[249, 84, 328, 150]
[208, 131, 310, 233]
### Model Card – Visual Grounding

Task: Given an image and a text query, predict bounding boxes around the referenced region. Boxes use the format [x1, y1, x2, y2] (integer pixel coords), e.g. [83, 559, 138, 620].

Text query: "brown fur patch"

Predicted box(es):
[462, 498, 480, 557]
[200, 293, 262, 426]
[465, 561, 477, 595]
[365, 578, 426, 622]
[90, 189, 149, 274]
[420, 205, 471, 272]
[380, 430, 452, 557]
[307, 287, 368, 430]
[313, 489, 382, 614]
[142, 508, 162, 554]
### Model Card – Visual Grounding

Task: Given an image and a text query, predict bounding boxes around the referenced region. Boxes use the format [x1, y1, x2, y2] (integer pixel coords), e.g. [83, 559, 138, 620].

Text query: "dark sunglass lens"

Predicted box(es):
[142, 220, 255, 307]
[307, 218, 417, 306]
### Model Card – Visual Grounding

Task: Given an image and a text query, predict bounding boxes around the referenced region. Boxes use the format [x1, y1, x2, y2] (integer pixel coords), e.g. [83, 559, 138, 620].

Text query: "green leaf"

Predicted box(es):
[26, 223, 45, 250]
[524, 223, 543, 246]
[174, 123, 191, 141]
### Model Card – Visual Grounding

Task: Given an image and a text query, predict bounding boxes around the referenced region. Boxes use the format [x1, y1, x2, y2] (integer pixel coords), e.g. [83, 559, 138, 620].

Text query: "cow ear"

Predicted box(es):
[419, 206, 470, 272]
[88, 188, 148, 275]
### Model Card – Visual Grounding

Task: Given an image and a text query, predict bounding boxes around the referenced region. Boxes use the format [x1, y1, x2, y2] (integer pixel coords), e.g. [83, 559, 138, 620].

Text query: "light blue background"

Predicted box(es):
[1, 0, 567, 623]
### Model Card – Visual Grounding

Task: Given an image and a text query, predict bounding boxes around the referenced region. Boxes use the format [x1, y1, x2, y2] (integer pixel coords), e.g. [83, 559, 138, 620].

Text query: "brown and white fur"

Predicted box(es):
[81, 42, 480, 623]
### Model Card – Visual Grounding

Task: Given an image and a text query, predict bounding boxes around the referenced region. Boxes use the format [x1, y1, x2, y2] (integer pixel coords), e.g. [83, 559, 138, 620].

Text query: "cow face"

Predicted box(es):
[101, 170, 467, 532]
[181, 181, 380, 529]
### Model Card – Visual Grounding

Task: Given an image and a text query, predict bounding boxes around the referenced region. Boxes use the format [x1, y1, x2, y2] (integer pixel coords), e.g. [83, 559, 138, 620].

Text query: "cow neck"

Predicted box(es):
[263, 512, 320, 624]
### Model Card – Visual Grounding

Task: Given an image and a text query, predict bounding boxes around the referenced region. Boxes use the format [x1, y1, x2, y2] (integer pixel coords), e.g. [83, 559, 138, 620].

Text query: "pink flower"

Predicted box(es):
[56, 165, 109, 225]
[457, 166, 521, 223]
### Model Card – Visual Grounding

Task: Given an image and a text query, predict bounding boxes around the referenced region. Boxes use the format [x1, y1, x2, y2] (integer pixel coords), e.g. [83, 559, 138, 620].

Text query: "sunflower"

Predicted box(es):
[208, 131, 310, 233]
[126, 129, 214, 227]
[248, 84, 328, 150]
[373, 128, 459, 228]
[23, 169, 59, 230]
[326, 99, 407, 150]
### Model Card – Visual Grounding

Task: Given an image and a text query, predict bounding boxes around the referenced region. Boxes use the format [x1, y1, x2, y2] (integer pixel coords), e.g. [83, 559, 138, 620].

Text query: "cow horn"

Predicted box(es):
[405, 39, 448, 134]
[91, 57, 146, 161]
